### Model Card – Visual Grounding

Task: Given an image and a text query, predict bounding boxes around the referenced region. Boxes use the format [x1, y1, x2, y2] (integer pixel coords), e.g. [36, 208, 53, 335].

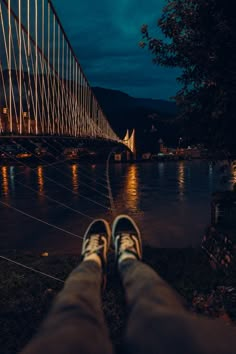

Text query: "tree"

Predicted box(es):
[141, 0, 236, 154]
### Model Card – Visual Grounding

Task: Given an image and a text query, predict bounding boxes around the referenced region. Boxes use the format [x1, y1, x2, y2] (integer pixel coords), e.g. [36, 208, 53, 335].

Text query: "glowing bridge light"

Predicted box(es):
[0, 0, 135, 154]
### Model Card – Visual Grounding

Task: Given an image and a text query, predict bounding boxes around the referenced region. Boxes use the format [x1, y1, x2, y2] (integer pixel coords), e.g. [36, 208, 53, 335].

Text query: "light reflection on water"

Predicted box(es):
[1, 166, 9, 197]
[37, 166, 44, 197]
[178, 161, 185, 201]
[71, 164, 79, 193]
[125, 164, 139, 213]
[0, 160, 233, 252]
[9, 166, 15, 194]
[231, 164, 236, 189]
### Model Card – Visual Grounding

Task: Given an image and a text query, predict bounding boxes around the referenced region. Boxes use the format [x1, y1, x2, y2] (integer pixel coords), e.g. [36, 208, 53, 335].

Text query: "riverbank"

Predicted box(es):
[1, 247, 235, 354]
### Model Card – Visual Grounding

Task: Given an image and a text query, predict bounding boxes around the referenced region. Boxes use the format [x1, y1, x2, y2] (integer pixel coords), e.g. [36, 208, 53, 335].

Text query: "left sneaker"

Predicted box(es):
[81, 219, 111, 271]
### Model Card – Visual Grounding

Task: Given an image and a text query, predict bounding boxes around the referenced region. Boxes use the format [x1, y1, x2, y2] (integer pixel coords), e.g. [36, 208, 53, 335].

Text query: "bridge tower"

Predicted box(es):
[122, 129, 136, 161]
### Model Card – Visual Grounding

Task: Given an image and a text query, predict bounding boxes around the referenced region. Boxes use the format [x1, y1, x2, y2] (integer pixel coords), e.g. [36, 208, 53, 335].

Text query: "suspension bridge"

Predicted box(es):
[0, 0, 135, 153]
[0, 0, 139, 287]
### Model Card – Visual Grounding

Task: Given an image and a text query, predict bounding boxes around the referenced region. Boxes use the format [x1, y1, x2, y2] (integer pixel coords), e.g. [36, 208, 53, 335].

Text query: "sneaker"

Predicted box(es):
[81, 219, 111, 271]
[112, 214, 142, 263]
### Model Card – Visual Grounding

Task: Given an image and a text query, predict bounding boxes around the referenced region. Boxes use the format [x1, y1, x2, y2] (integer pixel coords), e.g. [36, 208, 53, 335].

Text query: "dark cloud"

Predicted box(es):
[53, 0, 180, 100]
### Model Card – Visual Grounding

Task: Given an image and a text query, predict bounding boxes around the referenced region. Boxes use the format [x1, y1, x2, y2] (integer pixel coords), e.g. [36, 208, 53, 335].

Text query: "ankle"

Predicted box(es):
[83, 253, 102, 268]
[118, 251, 137, 264]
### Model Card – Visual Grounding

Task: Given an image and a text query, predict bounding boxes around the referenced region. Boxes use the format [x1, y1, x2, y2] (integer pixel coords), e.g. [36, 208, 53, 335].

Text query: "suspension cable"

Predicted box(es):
[0, 200, 84, 240]
[0, 256, 64, 283]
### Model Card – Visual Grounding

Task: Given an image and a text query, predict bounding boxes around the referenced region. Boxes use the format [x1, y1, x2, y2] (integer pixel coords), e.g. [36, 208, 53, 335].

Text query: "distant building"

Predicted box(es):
[114, 153, 122, 162]
[63, 148, 79, 158]
[160, 143, 168, 154]
[176, 148, 185, 156]
[142, 152, 152, 160]
[191, 148, 201, 159]
[176, 146, 201, 159]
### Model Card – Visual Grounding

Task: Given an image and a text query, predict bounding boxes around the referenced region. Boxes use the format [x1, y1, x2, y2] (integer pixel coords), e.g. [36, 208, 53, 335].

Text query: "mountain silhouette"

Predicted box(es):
[92, 87, 179, 151]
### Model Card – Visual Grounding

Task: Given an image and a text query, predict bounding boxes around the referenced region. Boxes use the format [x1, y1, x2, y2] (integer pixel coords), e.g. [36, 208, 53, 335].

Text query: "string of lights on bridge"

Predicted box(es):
[0, 0, 135, 282]
[0, 0, 135, 153]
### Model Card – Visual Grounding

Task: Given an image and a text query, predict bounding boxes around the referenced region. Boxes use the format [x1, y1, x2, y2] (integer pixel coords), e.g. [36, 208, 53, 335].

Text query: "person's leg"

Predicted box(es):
[113, 215, 236, 354]
[21, 219, 114, 354]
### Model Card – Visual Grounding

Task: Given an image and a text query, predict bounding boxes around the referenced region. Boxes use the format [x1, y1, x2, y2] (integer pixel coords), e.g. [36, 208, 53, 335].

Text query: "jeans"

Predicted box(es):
[21, 259, 236, 354]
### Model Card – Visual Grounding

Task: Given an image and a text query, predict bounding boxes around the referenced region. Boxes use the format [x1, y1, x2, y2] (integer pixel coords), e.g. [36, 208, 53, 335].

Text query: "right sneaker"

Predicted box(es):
[112, 214, 142, 263]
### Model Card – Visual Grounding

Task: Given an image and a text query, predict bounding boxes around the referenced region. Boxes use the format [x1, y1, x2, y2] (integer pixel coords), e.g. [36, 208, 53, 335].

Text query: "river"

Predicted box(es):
[0, 160, 235, 253]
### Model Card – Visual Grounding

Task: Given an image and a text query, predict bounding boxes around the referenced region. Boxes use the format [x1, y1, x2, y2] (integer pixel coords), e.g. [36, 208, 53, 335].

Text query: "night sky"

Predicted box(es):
[53, 0, 180, 100]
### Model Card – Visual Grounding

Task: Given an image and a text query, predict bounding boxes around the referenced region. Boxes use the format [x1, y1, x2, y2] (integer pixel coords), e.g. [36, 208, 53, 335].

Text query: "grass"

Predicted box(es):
[0, 247, 235, 353]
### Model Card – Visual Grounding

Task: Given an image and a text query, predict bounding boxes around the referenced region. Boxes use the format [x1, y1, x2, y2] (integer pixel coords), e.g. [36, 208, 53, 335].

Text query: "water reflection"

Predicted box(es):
[125, 164, 139, 212]
[208, 163, 214, 189]
[10, 166, 15, 194]
[231, 163, 236, 189]
[0, 161, 221, 251]
[1, 166, 9, 197]
[178, 162, 185, 200]
[209, 163, 213, 177]
[71, 164, 79, 192]
[37, 166, 44, 197]
[158, 162, 165, 180]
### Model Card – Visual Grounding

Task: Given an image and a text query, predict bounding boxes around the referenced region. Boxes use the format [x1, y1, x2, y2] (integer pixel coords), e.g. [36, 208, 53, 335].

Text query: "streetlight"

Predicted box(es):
[178, 137, 183, 148]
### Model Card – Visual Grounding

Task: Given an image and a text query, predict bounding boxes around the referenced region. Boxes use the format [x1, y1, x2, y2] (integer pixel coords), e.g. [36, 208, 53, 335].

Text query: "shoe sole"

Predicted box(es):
[83, 219, 112, 250]
[112, 214, 142, 258]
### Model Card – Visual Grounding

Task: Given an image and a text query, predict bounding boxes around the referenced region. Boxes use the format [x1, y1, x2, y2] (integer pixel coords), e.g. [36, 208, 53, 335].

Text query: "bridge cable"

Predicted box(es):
[44, 138, 109, 185]
[12, 155, 87, 179]
[18, 140, 111, 199]
[1, 149, 111, 210]
[11, 179, 93, 220]
[0, 0, 125, 285]
[0, 200, 84, 241]
[0, 256, 64, 283]
[0, 149, 117, 285]
[105, 148, 117, 216]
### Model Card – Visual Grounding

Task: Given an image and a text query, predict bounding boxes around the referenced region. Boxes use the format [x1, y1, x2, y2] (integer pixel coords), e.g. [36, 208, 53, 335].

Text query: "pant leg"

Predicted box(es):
[21, 261, 113, 354]
[119, 259, 236, 354]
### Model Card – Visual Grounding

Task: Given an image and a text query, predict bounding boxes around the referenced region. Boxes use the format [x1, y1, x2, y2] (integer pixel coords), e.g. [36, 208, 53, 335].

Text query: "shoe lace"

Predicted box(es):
[120, 234, 134, 253]
[86, 235, 103, 255]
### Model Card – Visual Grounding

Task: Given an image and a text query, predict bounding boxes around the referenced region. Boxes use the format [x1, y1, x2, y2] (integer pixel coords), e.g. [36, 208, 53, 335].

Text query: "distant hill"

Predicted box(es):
[0, 70, 180, 151]
[92, 87, 179, 151]
[92, 87, 177, 125]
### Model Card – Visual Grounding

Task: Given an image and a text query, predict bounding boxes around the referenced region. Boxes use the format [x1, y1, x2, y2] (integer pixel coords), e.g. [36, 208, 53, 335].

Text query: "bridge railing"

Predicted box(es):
[0, 0, 121, 143]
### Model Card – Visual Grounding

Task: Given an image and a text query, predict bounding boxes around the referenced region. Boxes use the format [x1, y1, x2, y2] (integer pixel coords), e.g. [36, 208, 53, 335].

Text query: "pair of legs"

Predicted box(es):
[21, 216, 236, 354]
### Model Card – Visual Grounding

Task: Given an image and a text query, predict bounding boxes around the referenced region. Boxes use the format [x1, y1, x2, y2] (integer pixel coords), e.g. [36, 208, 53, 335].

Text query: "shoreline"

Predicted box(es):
[0, 157, 223, 166]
